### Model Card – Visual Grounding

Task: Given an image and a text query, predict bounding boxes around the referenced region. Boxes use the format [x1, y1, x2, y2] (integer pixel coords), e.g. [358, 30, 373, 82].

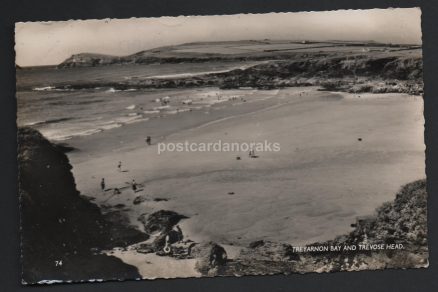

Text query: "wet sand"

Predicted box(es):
[68, 88, 425, 248]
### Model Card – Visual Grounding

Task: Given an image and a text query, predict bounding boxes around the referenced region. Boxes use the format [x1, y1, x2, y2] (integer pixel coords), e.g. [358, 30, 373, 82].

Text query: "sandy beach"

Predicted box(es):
[67, 87, 425, 252]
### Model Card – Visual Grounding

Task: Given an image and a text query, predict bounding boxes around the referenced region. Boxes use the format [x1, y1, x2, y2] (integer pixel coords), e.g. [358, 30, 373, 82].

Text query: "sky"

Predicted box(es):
[15, 8, 422, 67]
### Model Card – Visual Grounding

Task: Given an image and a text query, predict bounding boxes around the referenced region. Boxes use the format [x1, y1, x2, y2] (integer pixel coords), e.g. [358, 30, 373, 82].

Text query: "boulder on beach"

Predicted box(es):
[153, 197, 168, 202]
[153, 225, 184, 250]
[133, 195, 148, 205]
[190, 242, 228, 275]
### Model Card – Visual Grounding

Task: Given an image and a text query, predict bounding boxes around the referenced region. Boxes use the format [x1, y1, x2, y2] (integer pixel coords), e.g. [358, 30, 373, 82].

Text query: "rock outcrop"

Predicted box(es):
[18, 127, 148, 284]
[134, 211, 228, 274]
[138, 210, 188, 234]
[136, 210, 189, 252]
[191, 242, 227, 275]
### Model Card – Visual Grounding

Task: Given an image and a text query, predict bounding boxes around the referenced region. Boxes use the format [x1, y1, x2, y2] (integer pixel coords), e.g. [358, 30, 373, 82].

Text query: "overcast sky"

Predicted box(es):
[15, 8, 421, 67]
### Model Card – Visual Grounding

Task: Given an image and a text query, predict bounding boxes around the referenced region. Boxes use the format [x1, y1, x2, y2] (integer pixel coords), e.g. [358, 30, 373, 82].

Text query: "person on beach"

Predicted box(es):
[132, 179, 137, 192]
[117, 161, 122, 172]
[146, 136, 152, 145]
[113, 188, 121, 195]
[100, 178, 105, 191]
[249, 149, 254, 158]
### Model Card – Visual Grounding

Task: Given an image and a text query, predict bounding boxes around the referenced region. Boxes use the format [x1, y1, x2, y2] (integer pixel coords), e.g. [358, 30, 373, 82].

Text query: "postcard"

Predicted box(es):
[16, 8, 427, 284]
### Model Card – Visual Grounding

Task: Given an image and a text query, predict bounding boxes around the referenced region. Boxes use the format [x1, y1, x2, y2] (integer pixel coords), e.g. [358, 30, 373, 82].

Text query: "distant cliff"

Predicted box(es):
[18, 127, 148, 284]
[58, 52, 257, 68]
[57, 41, 281, 68]
[58, 53, 125, 68]
[55, 44, 423, 95]
[57, 40, 421, 69]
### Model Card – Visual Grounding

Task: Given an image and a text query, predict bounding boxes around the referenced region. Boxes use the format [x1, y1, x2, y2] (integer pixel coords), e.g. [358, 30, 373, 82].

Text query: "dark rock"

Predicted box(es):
[153, 226, 184, 250]
[153, 198, 168, 202]
[133, 195, 147, 205]
[249, 240, 265, 249]
[191, 242, 227, 275]
[138, 210, 188, 234]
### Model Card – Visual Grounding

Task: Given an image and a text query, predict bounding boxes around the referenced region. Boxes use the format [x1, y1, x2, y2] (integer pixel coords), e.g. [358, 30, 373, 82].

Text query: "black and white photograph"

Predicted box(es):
[15, 7, 427, 284]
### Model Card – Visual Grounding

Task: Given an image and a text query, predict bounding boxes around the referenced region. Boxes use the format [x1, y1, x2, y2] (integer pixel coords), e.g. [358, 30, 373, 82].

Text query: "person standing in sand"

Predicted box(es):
[117, 161, 122, 172]
[249, 149, 254, 158]
[146, 136, 152, 145]
[132, 179, 137, 192]
[100, 178, 105, 191]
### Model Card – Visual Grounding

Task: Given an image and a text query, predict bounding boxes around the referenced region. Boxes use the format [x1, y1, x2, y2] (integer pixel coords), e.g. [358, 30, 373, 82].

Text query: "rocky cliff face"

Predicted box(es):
[18, 127, 147, 284]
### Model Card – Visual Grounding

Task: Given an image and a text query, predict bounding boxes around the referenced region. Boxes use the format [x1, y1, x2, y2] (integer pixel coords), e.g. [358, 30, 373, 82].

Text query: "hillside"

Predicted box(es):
[18, 127, 148, 284]
[58, 40, 421, 68]
[54, 40, 423, 95]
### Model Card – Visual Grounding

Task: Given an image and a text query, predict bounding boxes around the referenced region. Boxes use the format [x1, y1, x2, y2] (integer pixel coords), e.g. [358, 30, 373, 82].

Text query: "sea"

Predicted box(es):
[16, 61, 261, 141]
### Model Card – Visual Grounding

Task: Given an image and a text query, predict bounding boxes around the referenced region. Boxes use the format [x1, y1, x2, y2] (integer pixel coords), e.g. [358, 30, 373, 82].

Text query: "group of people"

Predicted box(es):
[100, 161, 139, 194]
[100, 177, 138, 193]
[100, 135, 154, 193]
